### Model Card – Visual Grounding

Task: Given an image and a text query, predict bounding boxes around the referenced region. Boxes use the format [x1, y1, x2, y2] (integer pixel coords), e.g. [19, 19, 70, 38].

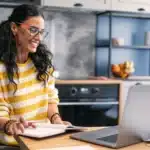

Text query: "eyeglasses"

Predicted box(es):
[16, 22, 48, 39]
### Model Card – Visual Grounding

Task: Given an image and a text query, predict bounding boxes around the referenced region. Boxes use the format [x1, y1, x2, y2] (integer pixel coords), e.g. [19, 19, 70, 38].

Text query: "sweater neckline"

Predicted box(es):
[17, 57, 32, 67]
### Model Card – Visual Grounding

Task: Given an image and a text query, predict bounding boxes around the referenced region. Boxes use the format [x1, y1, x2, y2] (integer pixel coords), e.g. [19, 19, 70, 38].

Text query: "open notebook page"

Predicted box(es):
[19, 123, 87, 138]
[19, 127, 66, 138]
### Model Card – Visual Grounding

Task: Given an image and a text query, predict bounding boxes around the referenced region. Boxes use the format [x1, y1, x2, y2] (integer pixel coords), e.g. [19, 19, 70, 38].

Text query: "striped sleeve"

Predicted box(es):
[48, 67, 59, 104]
[0, 75, 10, 119]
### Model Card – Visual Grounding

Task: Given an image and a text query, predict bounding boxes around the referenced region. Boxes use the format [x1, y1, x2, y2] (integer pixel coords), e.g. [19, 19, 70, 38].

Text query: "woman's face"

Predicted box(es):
[12, 16, 45, 53]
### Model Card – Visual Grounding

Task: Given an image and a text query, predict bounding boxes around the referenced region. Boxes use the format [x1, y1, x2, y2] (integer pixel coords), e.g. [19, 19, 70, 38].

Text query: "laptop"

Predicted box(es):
[71, 84, 150, 148]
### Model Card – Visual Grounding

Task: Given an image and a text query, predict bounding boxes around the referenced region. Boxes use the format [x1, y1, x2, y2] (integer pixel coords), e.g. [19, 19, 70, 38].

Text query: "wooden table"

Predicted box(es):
[15, 128, 150, 150]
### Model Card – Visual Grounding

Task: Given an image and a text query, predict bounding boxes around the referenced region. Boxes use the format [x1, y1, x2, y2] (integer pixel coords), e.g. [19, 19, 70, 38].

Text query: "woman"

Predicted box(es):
[0, 4, 69, 146]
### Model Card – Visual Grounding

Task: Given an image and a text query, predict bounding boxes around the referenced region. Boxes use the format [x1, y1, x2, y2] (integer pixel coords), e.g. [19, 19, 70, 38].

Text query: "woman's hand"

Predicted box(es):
[5, 117, 35, 135]
[62, 121, 72, 126]
[54, 118, 72, 126]
[52, 115, 72, 126]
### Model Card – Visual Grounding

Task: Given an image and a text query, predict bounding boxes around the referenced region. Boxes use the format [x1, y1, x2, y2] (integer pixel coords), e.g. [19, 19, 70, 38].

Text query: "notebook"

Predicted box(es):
[19, 123, 87, 138]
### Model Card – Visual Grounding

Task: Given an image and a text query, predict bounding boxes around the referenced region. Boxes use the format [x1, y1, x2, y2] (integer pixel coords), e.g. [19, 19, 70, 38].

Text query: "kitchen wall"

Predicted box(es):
[44, 10, 96, 79]
[0, 7, 96, 79]
[0, 8, 12, 21]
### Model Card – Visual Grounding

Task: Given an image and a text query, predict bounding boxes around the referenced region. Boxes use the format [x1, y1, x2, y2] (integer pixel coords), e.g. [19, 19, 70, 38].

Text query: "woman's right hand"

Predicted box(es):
[6, 117, 35, 135]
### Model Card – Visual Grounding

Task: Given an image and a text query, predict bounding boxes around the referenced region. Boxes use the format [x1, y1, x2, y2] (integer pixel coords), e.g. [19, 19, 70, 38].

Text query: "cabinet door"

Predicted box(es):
[43, 0, 111, 10]
[112, 0, 150, 12]
[42, 0, 75, 8]
[78, 0, 111, 10]
[119, 0, 150, 5]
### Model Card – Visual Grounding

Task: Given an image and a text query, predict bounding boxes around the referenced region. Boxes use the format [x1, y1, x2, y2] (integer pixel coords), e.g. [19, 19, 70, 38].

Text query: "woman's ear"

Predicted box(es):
[10, 22, 18, 36]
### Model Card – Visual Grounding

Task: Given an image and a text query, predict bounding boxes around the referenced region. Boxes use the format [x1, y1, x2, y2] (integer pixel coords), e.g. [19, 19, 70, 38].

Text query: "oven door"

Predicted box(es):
[58, 101, 119, 127]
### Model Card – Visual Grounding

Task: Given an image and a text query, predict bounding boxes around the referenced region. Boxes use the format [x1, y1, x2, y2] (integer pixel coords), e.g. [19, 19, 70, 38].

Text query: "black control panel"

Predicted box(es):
[56, 84, 119, 102]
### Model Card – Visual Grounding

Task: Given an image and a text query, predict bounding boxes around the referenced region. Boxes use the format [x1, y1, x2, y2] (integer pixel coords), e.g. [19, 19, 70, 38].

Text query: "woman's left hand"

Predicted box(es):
[52, 117, 72, 125]
[62, 121, 72, 126]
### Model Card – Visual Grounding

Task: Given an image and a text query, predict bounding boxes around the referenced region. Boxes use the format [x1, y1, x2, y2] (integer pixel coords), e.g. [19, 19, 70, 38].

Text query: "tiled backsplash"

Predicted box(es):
[0, 7, 96, 79]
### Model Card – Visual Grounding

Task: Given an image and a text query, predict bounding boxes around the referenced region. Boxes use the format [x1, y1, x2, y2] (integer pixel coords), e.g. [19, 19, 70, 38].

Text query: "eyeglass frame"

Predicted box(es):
[14, 22, 48, 39]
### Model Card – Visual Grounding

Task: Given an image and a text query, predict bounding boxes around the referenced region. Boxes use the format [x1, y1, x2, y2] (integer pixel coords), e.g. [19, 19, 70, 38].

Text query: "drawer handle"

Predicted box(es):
[74, 3, 83, 7]
[138, 8, 145, 11]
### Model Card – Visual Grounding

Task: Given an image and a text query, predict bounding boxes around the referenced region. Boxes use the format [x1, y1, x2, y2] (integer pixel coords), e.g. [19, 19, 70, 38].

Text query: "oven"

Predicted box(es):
[56, 81, 121, 127]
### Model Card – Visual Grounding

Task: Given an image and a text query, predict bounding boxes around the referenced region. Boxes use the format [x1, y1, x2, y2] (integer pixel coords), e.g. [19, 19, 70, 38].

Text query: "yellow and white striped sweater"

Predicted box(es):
[0, 58, 59, 145]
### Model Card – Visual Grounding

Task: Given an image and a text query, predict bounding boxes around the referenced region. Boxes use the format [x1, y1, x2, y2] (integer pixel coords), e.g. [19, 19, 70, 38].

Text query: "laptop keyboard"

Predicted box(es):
[97, 134, 118, 143]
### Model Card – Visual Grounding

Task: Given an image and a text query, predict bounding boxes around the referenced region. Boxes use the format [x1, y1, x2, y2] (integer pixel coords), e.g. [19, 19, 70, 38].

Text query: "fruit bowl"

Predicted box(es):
[111, 71, 130, 79]
[111, 61, 135, 79]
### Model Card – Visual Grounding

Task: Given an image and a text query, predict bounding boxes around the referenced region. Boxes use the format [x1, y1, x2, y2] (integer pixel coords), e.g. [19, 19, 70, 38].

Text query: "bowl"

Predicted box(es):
[111, 72, 130, 79]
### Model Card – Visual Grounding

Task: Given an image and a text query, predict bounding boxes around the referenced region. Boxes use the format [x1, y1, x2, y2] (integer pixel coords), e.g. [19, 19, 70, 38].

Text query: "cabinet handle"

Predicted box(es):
[74, 3, 83, 7]
[138, 8, 145, 11]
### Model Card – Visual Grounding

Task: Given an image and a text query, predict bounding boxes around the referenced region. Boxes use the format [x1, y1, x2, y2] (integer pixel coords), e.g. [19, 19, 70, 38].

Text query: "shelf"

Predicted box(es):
[96, 45, 150, 50]
[97, 11, 150, 19]
[96, 11, 150, 77]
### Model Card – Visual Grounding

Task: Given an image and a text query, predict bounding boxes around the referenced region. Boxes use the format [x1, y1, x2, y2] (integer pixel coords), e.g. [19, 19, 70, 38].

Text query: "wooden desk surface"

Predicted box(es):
[15, 128, 150, 150]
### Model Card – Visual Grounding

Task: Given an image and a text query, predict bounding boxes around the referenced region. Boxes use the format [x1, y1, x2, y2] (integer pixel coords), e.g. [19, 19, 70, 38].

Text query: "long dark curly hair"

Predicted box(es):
[0, 4, 53, 92]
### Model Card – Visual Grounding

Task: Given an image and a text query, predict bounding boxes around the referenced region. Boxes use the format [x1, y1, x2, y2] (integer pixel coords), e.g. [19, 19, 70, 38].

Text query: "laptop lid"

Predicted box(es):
[71, 84, 150, 148]
[118, 84, 150, 142]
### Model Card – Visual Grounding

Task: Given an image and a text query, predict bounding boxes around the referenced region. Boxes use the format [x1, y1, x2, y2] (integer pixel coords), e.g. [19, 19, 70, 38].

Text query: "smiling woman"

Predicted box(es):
[0, 4, 70, 146]
[11, 14, 46, 56]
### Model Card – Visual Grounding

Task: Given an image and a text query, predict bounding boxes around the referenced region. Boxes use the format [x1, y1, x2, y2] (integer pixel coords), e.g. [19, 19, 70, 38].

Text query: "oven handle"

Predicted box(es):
[58, 102, 118, 106]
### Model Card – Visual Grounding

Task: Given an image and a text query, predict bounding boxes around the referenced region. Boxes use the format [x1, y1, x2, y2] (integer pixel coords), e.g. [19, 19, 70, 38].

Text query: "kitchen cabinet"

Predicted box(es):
[42, 0, 75, 8]
[41, 0, 150, 13]
[0, 0, 41, 5]
[112, 0, 150, 13]
[42, 0, 111, 11]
